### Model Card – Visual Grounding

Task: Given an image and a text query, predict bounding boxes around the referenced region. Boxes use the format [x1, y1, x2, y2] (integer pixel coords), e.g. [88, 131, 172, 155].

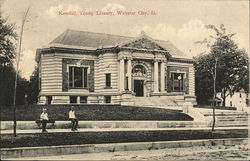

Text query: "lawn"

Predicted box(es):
[0, 104, 193, 121]
[1, 129, 247, 148]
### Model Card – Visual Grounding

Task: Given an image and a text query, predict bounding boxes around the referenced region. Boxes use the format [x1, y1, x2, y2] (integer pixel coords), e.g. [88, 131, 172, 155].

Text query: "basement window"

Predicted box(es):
[70, 96, 77, 104]
[104, 96, 111, 103]
[47, 96, 52, 105]
[80, 96, 88, 103]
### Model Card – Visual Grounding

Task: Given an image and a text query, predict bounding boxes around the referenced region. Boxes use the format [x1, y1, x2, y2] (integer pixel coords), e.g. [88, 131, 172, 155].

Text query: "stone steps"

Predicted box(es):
[199, 110, 249, 127]
[134, 97, 183, 109]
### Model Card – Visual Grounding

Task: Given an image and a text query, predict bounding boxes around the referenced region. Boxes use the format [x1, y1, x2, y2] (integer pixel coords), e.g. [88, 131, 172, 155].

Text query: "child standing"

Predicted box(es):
[69, 106, 78, 131]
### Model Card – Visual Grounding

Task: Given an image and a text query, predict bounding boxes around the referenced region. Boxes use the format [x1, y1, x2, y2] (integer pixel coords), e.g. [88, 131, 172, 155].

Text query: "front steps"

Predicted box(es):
[134, 97, 183, 110]
[197, 109, 249, 127]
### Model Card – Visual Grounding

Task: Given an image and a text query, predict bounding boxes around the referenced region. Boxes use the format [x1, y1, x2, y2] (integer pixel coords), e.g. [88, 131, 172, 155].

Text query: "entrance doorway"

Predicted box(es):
[134, 80, 144, 97]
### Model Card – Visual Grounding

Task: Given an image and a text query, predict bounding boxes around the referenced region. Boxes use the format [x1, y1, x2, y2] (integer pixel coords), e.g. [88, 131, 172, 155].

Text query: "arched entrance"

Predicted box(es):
[132, 64, 147, 97]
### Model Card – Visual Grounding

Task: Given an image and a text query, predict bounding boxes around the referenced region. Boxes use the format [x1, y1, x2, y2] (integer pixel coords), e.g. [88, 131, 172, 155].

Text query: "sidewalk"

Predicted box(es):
[1, 126, 248, 134]
[1, 138, 248, 159]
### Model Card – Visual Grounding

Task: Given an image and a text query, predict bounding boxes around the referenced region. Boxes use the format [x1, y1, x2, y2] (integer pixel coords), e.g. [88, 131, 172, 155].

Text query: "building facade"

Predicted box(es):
[36, 29, 196, 106]
[217, 89, 249, 108]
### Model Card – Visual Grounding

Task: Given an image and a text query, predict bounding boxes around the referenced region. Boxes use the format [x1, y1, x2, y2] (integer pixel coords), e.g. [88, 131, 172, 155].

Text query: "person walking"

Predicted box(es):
[40, 108, 49, 132]
[69, 106, 78, 131]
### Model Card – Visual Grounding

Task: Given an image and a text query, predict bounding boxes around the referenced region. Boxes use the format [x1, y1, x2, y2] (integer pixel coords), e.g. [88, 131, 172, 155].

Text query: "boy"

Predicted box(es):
[40, 108, 49, 132]
[69, 106, 78, 131]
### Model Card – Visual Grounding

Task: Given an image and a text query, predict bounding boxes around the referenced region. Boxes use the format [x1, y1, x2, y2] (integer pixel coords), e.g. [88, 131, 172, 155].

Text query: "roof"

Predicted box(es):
[48, 29, 187, 57]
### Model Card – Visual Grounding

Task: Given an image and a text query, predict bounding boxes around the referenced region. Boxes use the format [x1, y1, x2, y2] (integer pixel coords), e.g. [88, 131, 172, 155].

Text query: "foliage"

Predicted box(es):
[0, 15, 17, 67]
[27, 65, 39, 104]
[0, 65, 29, 106]
[194, 24, 249, 105]
[0, 16, 30, 107]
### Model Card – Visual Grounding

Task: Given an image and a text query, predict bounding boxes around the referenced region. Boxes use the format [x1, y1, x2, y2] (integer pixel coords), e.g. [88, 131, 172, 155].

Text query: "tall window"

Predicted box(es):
[69, 66, 88, 88]
[105, 73, 111, 88]
[171, 73, 184, 91]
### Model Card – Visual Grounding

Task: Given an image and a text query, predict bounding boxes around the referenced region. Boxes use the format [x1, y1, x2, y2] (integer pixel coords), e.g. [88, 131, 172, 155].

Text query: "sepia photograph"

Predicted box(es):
[0, 0, 249, 160]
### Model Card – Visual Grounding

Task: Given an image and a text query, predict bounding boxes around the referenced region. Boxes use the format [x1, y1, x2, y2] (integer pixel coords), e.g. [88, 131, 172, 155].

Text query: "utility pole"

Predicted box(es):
[13, 7, 30, 137]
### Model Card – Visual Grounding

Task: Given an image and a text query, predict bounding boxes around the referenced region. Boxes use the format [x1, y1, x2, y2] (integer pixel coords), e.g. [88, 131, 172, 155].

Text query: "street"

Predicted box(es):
[7, 143, 249, 160]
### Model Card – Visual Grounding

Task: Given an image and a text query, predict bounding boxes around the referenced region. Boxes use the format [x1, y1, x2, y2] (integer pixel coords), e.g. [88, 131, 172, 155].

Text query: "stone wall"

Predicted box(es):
[41, 53, 62, 93]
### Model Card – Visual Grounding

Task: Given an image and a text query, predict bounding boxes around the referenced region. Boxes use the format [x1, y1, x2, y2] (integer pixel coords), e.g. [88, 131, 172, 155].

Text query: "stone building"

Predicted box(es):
[35, 29, 196, 106]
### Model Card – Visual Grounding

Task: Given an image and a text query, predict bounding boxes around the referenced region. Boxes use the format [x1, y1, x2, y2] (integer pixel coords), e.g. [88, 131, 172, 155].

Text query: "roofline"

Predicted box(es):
[35, 45, 173, 62]
[35, 46, 194, 64]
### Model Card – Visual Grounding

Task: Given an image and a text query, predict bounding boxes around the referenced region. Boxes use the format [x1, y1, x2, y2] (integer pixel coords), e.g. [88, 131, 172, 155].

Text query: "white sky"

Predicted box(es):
[1, 0, 249, 79]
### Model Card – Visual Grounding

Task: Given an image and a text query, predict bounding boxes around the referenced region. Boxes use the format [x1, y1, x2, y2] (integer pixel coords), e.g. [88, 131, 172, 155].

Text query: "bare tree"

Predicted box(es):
[211, 57, 218, 131]
[13, 6, 30, 137]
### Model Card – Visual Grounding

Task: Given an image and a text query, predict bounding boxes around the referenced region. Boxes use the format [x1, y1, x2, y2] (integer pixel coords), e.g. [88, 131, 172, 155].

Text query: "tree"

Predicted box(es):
[194, 24, 249, 131]
[0, 15, 17, 67]
[27, 65, 39, 104]
[13, 7, 30, 137]
[195, 24, 249, 106]
[0, 15, 17, 106]
[0, 15, 30, 106]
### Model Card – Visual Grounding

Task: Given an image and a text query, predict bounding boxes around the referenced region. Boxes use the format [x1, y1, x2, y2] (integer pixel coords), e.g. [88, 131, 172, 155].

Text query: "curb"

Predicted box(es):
[1, 138, 247, 159]
[0, 120, 210, 130]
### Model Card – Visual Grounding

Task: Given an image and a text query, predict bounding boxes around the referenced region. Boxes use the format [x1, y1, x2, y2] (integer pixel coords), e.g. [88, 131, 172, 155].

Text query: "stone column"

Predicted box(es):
[77, 96, 80, 104]
[160, 61, 165, 92]
[127, 58, 132, 91]
[154, 60, 159, 92]
[119, 58, 125, 91]
[189, 66, 195, 96]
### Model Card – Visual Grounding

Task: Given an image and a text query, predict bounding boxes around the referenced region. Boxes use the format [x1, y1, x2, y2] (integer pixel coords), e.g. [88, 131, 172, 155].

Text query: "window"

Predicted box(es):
[171, 73, 184, 91]
[47, 96, 52, 105]
[80, 96, 87, 103]
[69, 66, 88, 88]
[104, 96, 111, 103]
[70, 96, 77, 103]
[230, 101, 232, 107]
[165, 76, 167, 90]
[125, 76, 129, 90]
[240, 93, 242, 98]
[105, 73, 111, 88]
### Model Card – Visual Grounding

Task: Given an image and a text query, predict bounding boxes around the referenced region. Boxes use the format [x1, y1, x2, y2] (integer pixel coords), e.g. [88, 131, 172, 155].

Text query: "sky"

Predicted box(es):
[1, 0, 249, 79]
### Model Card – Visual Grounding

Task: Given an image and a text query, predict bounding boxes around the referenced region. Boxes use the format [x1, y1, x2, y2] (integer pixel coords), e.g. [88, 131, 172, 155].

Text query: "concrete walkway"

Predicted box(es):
[1, 138, 247, 159]
[7, 143, 248, 160]
[1, 126, 248, 134]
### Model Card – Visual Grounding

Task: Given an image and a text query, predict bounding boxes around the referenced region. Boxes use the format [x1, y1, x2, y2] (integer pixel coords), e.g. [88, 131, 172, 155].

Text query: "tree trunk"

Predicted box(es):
[13, 7, 30, 137]
[222, 88, 226, 107]
[211, 59, 218, 131]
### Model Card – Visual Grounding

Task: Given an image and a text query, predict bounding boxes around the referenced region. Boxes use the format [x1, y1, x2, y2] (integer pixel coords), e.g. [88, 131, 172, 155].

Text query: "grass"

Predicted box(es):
[0, 104, 193, 121]
[1, 129, 247, 148]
